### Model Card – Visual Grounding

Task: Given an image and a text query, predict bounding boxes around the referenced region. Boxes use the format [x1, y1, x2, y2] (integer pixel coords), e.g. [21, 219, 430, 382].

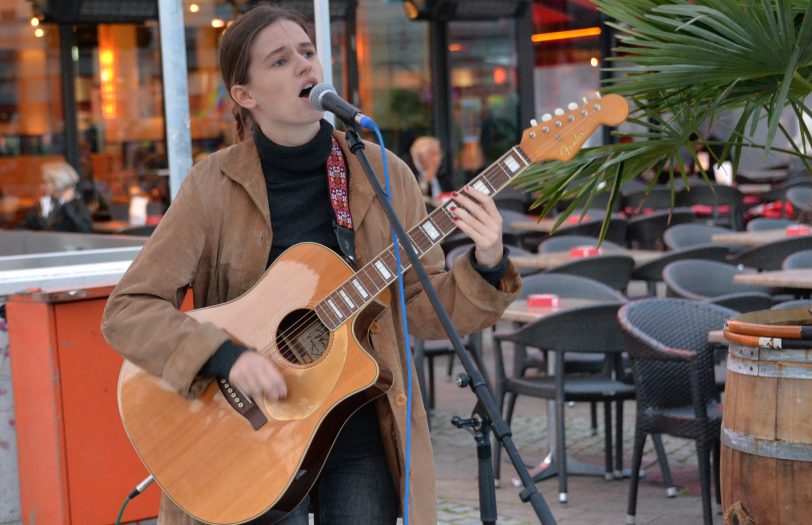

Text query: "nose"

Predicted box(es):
[295, 53, 312, 75]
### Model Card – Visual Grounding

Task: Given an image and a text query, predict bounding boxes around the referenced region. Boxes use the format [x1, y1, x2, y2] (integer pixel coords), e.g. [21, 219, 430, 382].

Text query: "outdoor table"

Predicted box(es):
[510, 249, 661, 271]
[733, 269, 812, 290]
[711, 229, 800, 247]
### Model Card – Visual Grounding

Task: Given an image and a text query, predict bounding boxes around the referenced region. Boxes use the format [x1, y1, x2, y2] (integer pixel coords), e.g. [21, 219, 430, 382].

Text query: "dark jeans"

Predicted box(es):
[274, 404, 399, 525]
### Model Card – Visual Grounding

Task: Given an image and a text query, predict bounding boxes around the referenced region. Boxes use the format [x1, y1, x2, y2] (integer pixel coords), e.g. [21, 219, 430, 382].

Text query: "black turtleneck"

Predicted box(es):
[254, 119, 340, 268]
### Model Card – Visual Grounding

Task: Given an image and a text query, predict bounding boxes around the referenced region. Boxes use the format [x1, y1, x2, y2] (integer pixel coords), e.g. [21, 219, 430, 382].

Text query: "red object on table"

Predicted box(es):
[786, 224, 811, 237]
[527, 294, 560, 308]
[569, 246, 602, 258]
[566, 214, 589, 224]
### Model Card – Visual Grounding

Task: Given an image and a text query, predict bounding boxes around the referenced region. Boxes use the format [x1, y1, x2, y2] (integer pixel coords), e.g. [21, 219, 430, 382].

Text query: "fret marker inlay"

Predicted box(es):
[374, 261, 392, 280]
[351, 279, 369, 299]
[326, 299, 343, 319]
[472, 180, 491, 195]
[421, 221, 441, 240]
[504, 155, 520, 173]
[339, 290, 355, 308]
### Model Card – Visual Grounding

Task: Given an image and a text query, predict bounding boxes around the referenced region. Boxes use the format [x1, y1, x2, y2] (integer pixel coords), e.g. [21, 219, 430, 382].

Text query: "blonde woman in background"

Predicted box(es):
[21, 161, 92, 233]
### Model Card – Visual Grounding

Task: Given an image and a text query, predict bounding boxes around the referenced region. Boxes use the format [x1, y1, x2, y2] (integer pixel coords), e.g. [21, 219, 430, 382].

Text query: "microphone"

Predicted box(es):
[309, 84, 377, 130]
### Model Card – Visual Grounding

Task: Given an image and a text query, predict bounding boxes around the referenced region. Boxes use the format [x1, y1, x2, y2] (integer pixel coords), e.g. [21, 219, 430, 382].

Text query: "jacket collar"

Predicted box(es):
[219, 130, 381, 233]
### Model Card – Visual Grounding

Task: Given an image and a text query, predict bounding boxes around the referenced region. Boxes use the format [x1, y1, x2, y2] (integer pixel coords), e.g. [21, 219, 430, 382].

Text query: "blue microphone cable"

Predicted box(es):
[370, 124, 414, 525]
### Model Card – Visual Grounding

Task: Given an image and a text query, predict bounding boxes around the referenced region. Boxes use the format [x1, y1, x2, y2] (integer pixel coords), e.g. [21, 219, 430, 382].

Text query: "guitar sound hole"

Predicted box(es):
[276, 309, 331, 365]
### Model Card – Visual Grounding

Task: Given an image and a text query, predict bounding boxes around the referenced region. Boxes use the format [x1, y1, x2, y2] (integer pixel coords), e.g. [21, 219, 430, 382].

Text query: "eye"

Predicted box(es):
[272, 58, 286, 68]
[303, 50, 316, 59]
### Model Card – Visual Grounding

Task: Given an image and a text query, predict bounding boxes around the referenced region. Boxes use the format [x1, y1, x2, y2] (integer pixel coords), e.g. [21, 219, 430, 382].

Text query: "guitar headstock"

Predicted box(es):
[519, 93, 629, 164]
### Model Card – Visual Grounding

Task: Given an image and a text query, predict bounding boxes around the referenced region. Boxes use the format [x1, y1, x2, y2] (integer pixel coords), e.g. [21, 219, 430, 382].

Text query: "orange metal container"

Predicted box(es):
[6, 286, 160, 524]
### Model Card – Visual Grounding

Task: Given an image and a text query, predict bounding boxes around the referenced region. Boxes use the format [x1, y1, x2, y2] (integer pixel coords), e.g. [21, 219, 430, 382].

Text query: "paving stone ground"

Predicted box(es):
[429, 323, 721, 525]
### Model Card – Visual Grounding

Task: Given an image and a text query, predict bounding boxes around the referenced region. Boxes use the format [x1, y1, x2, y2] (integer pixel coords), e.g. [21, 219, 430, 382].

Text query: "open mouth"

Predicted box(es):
[299, 85, 314, 98]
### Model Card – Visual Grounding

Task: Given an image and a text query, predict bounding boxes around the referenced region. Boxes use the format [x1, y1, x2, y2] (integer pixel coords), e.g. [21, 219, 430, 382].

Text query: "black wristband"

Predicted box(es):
[199, 340, 249, 379]
[470, 247, 510, 288]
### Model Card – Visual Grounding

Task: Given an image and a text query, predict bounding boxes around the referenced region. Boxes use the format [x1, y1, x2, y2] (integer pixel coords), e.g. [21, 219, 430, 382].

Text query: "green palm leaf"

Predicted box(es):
[518, 0, 812, 227]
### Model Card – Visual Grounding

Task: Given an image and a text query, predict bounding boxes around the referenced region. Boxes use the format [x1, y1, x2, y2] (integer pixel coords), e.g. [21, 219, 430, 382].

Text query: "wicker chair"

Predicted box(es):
[618, 299, 738, 525]
[663, 259, 775, 312]
[676, 183, 745, 231]
[782, 249, 812, 270]
[537, 235, 622, 254]
[632, 245, 730, 296]
[546, 254, 635, 292]
[492, 302, 636, 503]
[626, 208, 695, 249]
[662, 223, 733, 250]
[727, 235, 812, 271]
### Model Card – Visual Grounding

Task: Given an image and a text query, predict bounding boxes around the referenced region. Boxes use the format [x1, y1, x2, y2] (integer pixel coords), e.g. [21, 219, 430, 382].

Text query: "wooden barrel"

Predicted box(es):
[721, 306, 812, 524]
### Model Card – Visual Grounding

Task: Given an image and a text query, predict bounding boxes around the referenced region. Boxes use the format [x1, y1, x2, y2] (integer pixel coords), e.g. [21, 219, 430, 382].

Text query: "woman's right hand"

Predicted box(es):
[227, 351, 287, 402]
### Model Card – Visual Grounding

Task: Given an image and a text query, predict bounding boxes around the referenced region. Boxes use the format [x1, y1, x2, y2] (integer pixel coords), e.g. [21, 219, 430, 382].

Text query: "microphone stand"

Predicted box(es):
[344, 126, 556, 525]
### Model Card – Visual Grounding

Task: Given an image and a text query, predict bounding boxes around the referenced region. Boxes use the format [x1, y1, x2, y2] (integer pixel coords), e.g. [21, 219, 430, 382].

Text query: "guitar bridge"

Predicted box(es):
[217, 378, 268, 430]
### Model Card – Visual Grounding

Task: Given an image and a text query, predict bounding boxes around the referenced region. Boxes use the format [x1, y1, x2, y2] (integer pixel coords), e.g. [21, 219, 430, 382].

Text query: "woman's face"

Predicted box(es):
[232, 19, 324, 145]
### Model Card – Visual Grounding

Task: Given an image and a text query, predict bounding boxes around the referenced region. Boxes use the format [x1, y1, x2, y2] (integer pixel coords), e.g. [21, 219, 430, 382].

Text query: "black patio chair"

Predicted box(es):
[632, 244, 730, 296]
[119, 225, 156, 236]
[787, 186, 812, 221]
[745, 217, 797, 231]
[618, 298, 738, 525]
[676, 183, 745, 231]
[783, 249, 812, 270]
[622, 186, 674, 216]
[662, 223, 733, 250]
[413, 244, 489, 413]
[626, 208, 696, 249]
[772, 298, 812, 309]
[663, 259, 775, 312]
[514, 274, 628, 434]
[537, 235, 622, 254]
[549, 215, 629, 245]
[727, 235, 812, 271]
[545, 254, 635, 292]
[492, 302, 637, 504]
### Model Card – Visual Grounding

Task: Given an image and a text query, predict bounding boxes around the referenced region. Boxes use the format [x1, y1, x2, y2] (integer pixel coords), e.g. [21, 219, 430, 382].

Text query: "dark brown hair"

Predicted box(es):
[218, 5, 314, 141]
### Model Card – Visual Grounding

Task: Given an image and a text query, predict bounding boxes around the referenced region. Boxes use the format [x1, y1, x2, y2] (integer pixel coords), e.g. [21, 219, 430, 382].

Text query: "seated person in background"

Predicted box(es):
[409, 136, 452, 198]
[20, 161, 92, 233]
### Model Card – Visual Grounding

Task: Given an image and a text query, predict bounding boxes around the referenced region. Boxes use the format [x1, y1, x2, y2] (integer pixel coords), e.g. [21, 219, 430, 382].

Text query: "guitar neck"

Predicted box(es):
[314, 145, 532, 331]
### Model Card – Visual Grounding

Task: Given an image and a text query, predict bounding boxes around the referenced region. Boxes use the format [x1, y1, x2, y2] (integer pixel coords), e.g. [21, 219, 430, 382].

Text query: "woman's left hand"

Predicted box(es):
[449, 185, 504, 268]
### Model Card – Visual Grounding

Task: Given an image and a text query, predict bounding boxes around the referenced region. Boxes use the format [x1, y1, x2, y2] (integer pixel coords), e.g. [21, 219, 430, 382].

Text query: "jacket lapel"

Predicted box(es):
[219, 140, 271, 230]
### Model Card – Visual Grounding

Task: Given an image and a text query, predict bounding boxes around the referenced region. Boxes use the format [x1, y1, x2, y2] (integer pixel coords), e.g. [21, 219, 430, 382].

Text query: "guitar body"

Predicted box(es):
[118, 243, 393, 524]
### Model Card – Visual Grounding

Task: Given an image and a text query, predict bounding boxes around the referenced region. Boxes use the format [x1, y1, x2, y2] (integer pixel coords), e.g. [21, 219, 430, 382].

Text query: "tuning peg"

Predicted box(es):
[530, 118, 538, 127]
[595, 91, 602, 98]
[554, 108, 564, 116]
[582, 97, 589, 105]
[567, 102, 578, 111]
[541, 113, 552, 122]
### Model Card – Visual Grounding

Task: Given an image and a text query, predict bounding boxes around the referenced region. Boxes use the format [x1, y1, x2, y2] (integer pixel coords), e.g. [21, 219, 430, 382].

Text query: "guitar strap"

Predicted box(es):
[326, 136, 358, 267]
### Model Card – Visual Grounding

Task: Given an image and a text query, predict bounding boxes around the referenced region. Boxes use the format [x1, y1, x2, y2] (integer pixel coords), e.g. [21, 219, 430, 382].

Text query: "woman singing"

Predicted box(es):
[102, 5, 520, 524]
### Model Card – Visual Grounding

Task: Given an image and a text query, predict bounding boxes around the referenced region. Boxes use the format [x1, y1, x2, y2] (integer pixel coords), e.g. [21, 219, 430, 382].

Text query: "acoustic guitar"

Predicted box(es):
[117, 94, 629, 524]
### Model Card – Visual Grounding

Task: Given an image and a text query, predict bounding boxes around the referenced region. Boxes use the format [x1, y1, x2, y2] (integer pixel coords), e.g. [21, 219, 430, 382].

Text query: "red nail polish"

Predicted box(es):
[451, 192, 459, 197]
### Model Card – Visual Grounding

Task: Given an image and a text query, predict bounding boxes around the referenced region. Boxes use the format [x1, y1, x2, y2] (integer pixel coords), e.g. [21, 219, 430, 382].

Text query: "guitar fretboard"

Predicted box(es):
[314, 145, 532, 331]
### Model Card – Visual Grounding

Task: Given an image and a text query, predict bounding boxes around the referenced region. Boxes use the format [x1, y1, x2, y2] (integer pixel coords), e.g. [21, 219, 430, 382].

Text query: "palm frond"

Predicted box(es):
[518, 0, 812, 225]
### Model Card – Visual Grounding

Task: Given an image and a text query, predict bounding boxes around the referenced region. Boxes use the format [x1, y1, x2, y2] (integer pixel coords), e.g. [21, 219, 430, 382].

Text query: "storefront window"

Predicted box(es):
[448, 19, 518, 182]
[531, 0, 602, 145]
[356, 0, 431, 158]
[0, 0, 64, 225]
